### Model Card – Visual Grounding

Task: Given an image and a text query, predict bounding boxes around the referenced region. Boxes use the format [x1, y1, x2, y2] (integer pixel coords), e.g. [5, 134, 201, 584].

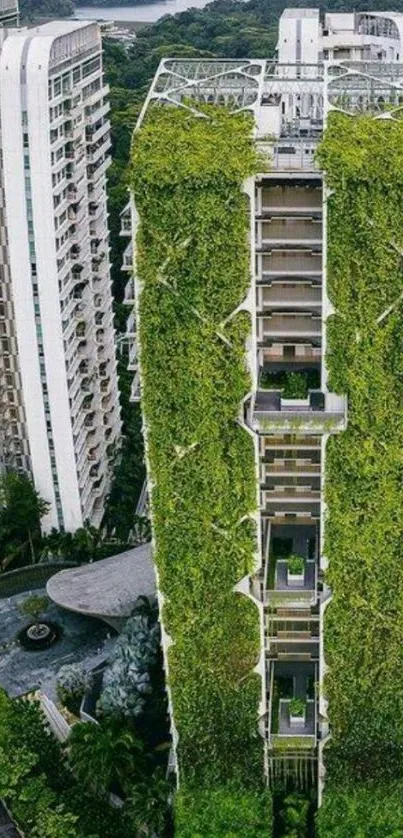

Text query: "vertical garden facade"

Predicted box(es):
[130, 100, 272, 833]
[317, 80, 403, 833]
[128, 49, 403, 835]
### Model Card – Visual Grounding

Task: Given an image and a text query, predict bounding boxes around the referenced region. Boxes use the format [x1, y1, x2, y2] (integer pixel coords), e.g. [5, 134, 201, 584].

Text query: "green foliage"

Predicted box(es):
[318, 113, 403, 797]
[19, 0, 73, 21]
[279, 791, 310, 838]
[317, 782, 403, 837]
[288, 698, 305, 717]
[99, 609, 160, 720]
[0, 471, 49, 569]
[286, 555, 304, 575]
[175, 783, 273, 837]
[0, 689, 134, 837]
[18, 593, 49, 623]
[126, 766, 172, 837]
[131, 104, 267, 811]
[57, 663, 91, 715]
[69, 719, 144, 798]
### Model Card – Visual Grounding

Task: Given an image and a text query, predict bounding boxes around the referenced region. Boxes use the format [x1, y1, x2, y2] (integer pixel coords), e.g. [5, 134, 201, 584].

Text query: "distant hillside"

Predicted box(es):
[20, 0, 74, 19]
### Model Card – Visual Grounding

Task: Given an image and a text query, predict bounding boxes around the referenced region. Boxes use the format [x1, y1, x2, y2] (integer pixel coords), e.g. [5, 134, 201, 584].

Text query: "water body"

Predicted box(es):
[75, 0, 211, 24]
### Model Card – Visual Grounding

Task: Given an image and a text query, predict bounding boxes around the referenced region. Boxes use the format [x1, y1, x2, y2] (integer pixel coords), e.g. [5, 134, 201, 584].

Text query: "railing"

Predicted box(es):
[261, 140, 320, 172]
[253, 390, 347, 433]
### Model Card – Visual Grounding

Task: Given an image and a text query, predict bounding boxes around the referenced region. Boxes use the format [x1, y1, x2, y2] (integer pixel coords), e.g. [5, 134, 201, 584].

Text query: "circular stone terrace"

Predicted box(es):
[47, 544, 155, 630]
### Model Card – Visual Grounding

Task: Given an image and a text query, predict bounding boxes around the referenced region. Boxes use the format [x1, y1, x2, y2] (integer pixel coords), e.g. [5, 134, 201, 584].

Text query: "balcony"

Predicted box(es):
[268, 660, 317, 751]
[258, 313, 322, 340]
[259, 183, 322, 214]
[261, 249, 322, 278]
[122, 242, 133, 271]
[262, 346, 322, 371]
[130, 371, 141, 402]
[124, 276, 135, 304]
[259, 218, 322, 246]
[251, 389, 347, 434]
[258, 282, 321, 310]
[128, 338, 138, 371]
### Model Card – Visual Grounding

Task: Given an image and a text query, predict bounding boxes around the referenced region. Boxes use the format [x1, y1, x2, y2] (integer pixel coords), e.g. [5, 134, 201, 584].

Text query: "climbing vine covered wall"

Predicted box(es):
[131, 104, 272, 832]
[317, 112, 403, 832]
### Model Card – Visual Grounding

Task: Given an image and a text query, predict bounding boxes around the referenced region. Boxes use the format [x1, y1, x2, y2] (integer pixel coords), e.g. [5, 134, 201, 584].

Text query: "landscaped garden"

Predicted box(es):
[317, 112, 403, 831]
[259, 369, 320, 398]
[0, 596, 172, 837]
[131, 103, 272, 833]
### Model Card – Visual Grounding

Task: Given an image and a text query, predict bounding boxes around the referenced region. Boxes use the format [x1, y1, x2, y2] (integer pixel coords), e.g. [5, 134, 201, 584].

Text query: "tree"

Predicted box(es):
[68, 720, 145, 798]
[0, 472, 49, 567]
[18, 594, 49, 625]
[31, 806, 81, 838]
[126, 767, 171, 837]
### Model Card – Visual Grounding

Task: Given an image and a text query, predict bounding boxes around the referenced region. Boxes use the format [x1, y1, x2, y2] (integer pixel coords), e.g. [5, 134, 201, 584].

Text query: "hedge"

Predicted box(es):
[175, 784, 273, 837]
[316, 782, 403, 836]
[0, 690, 132, 837]
[130, 103, 269, 819]
[317, 114, 403, 792]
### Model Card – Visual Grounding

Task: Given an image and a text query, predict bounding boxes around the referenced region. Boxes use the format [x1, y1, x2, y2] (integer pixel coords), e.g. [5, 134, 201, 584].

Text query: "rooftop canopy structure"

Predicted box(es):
[47, 545, 155, 630]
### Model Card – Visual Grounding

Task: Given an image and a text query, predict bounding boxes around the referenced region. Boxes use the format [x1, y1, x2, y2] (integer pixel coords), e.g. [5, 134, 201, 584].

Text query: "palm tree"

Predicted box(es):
[68, 720, 145, 798]
[126, 767, 171, 837]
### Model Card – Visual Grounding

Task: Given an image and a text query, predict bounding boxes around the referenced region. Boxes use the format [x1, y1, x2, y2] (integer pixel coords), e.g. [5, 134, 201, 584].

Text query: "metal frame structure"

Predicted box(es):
[325, 60, 403, 116]
[136, 58, 266, 128]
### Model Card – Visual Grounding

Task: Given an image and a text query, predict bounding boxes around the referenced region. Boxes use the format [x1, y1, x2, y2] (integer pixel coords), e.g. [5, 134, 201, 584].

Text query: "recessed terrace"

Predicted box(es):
[264, 521, 318, 606]
[250, 388, 347, 434]
[269, 660, 317, 750]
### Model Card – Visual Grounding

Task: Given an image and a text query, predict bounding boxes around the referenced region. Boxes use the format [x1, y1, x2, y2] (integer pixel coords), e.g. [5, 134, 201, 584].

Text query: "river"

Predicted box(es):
[75, 0, 211, 23]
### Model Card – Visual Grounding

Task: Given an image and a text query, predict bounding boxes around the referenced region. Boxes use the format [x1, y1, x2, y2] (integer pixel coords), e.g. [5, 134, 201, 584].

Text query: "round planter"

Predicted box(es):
[17, 620, 62, 651]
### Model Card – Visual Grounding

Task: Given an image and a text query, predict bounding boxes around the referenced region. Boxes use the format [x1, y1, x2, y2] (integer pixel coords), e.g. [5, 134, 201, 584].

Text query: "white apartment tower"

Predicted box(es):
[0, 21, 121, 531]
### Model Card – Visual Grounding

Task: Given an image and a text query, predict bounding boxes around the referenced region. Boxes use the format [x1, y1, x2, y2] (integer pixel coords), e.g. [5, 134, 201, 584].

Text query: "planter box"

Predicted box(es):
[290, 711, 306, 726]
[287, 570, 304, 584]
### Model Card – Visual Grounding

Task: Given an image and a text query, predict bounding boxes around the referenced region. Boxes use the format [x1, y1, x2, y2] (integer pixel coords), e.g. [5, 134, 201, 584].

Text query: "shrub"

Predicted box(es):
[175, 783, 273, 837]
[57, 663, 91, 715]
[18, 594, 49, 623]
[282, 371, 309, 399]
[0, 689, 130, 837]
[289, 698, 305, 718]
[99, 611, 160, 720]
[317, 781, 403, 837]
[131, 102, 265, 798]
[287, 555, 304, 575]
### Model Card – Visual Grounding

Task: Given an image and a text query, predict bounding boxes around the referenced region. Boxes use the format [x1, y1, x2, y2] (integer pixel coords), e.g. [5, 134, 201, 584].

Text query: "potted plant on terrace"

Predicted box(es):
[287, 554, 305, 584]
[289, 697, 306, 726]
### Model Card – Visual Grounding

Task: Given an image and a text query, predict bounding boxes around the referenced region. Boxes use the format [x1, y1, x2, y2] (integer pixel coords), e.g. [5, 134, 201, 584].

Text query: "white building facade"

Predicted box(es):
[0, 21, 120, 531]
